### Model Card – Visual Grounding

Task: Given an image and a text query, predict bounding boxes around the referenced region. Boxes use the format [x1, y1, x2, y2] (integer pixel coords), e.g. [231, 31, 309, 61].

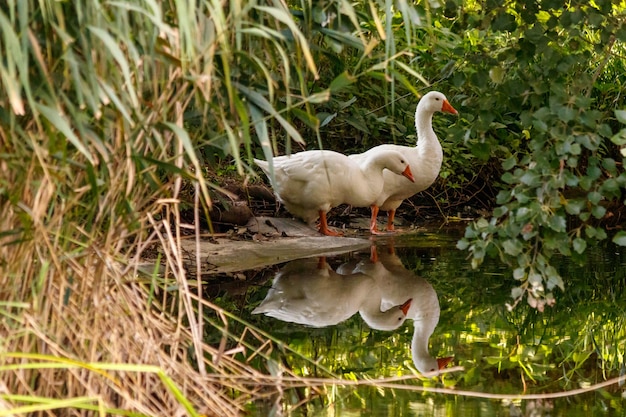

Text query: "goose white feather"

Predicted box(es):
[349, 91, 458, 233]
[252, 257, 412, 329]
[254, 149, 415, 236]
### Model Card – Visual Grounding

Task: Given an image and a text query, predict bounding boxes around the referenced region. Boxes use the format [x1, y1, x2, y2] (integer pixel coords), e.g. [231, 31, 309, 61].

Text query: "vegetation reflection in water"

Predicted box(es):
[232, 232, 626, 416]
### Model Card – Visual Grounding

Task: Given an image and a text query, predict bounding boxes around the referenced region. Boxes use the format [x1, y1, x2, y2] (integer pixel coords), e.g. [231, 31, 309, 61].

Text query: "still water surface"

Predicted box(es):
[215, 230, 626, 416]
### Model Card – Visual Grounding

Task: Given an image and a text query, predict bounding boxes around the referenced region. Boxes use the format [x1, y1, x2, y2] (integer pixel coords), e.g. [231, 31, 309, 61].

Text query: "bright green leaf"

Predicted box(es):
[612, 231, 626, 246]
[35, 103, 95, 165]
[503, 239, 523, 256]
[573, 238, 587, 254]
[615, 109, 626, 124]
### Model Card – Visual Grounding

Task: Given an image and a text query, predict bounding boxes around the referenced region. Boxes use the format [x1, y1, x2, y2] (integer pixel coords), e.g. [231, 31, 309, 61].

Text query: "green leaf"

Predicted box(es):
[520, 171, 540, 186]
[503, 239, 523, 256]
[475, 218, 490, 230]
[548, 215, 566, 232]
[163, 121, 213, 206]
[502, 156, 517, 170]
[547, 273, 564, 291]
[587, 191, 603, 204]
[312, 6, 326, 24]
[615, 109, 626, 124]
[329, 71, 356, 92]
[88, 26, 138, 109]
[236, 83, 305, 144]
[591, 204, 606, 219]
[308, 91, 331, 104]
[565, 199, 584, 215]
[255, 5, 318, 75]
[318, 112, 337, 128]
[601, 178, 619, 193]
[492, 13, 517, 32]
[524, 24, 545, 43]
[573, 238, 587, 254]
[345, 116, 370, 134]
[291, 108, 319, 130]
[319, 27, 364, 50]
[394, 60, 430, 88]
[602, 158, 617, 172]
[528, 271, 542, 287]
[493, 206, 508, 218]
[35, 103, 95, 165]
[163, 122, 199, 168]
[612, 231, 626, 246]
[610, 129, 626, 146]
[557, 106, 576, 122]
[250, 103, 272, 162]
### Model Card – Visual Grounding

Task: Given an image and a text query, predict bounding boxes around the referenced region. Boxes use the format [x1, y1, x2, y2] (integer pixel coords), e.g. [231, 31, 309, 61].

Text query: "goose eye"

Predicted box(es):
[430, 368, 435, 372]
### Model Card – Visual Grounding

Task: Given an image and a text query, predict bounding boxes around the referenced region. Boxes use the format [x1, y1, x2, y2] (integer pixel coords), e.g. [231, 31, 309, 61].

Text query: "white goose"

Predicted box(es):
[254, 149, 415, 236]
[252, 257, 412, 328]
[349, 91, 458, 233]
[342, 244, 453, 375]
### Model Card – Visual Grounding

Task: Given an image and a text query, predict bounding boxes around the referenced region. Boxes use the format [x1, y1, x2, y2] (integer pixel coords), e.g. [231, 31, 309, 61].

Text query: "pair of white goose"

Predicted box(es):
[253, 245, 453, 375]
[254, 91, 458, 235]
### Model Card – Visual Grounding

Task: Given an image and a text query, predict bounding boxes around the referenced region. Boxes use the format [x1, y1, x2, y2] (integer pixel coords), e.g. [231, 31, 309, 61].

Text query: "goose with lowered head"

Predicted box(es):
[254, 149, 415, 236]
[252, 257, 412, 328]
[349, 91, 457, 233]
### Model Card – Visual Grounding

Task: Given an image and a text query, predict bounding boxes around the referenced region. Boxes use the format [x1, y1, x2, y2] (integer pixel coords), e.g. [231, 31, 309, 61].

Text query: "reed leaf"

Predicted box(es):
[0, 1, 431, 415]
[35, 103, 96, 165]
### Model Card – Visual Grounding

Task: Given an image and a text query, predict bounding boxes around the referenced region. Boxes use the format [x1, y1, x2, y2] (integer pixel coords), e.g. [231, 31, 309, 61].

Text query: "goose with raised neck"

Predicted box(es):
[343, 244, 453, 375]
[349, 91, 457, 233]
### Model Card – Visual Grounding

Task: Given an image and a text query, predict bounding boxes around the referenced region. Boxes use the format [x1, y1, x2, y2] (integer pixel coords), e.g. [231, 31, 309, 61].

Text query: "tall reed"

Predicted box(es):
[0, 0, 427, 414]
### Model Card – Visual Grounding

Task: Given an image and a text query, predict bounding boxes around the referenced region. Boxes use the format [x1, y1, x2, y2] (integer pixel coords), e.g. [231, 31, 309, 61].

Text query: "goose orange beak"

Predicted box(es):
[400, 298, 413, 315]
[442, 100, 458, 115]
[402, 165, 415, 183]
[437, 356, 454, 370]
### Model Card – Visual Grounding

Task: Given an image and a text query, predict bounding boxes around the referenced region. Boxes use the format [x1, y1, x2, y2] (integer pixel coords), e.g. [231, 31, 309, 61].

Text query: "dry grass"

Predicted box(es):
[0, 173, 300, 416]
[0, 0, 325, 413]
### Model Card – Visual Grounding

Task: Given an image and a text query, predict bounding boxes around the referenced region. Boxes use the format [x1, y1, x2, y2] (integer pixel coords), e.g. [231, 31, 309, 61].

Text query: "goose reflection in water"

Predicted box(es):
[252, 257, 412, 329]
[339, 244, 453, 375]
[253, 244, 453, 376]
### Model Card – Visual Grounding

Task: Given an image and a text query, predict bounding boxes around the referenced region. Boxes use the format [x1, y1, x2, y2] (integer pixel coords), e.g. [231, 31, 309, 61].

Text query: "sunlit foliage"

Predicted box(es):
[1, 0, 625, 414]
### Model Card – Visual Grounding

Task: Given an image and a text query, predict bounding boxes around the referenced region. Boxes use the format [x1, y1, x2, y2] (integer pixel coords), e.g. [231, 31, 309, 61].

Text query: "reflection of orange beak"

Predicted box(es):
[402, 165, 415, 183]
[442, 100, 458, 115]
[400, 298, 413, 315]
[437, 357, 454, 370]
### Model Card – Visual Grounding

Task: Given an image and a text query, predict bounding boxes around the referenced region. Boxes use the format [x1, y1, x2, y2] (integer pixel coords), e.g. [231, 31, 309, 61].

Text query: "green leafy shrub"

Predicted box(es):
[452, 0, 626, 308]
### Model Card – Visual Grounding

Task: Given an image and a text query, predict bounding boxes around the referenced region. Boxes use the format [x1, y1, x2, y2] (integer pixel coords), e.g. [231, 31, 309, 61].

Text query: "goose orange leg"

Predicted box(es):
[386, 209, 397, 232]
[318, 210, 342, 236]
[369, 205, 386, 235]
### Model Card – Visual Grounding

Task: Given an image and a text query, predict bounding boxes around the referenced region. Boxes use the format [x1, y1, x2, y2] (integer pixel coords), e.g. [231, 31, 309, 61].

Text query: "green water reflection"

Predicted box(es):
[237, 231, 626, 416]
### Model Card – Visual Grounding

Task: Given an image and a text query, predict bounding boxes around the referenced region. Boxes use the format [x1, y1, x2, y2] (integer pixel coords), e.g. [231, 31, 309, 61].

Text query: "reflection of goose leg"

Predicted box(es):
[317, 256, 327, 269]
[387, 239, 396, 255]
[370, 244, 379, 263]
